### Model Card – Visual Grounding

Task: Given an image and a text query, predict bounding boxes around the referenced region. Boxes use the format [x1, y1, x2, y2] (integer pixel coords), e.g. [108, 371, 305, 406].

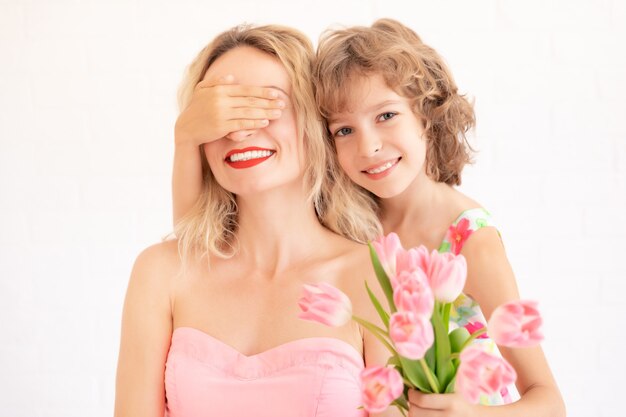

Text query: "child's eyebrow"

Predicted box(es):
[328, 99, 403, 124]
[367, 100, 402, 112]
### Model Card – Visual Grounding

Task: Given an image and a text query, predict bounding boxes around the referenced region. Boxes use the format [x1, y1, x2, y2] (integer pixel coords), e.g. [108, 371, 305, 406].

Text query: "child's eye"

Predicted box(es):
[333, 127, 353, 137]
[377, 112, 397, 122]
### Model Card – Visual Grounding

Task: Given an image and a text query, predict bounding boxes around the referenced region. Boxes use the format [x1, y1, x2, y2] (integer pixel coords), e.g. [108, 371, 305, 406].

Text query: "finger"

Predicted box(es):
[228, 107, 282, 121]
[226, 130, 258, 141]
[408, 390, 452, 410]
[196, 74, 236, 89]
[229, 96, 285, 110]
[226, 118, 269, 131]
[408, 407, 440, 417]
[407, 389, 424, 406]
[222, 84, 281, 99]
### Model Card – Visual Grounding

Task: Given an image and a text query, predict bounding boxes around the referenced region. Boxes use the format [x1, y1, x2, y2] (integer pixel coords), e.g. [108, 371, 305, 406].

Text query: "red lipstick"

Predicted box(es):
[225, 147, 275, 169]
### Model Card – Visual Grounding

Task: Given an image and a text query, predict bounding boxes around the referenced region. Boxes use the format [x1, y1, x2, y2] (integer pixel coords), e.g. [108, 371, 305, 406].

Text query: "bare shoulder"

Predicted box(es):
[332, 237, 374, 281]
[126, 239, 182, 313]
[132, 238, 181, 275]
[335, 242, 386, 321]
[337, 242, 395, 370]
[461, 223, 520, 319]
[446, 186, 484, 217]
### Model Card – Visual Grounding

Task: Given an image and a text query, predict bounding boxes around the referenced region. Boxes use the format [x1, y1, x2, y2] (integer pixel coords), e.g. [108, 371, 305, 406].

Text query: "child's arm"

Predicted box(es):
[172, 75, 284, 225]
[408, 228, 565, 417]
[462, 228, 565, 416]
[172, 140, 203, 224]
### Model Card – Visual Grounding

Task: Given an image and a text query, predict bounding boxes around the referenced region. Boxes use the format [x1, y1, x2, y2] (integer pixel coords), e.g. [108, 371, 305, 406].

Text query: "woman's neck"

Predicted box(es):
[234, 182, 333, 276]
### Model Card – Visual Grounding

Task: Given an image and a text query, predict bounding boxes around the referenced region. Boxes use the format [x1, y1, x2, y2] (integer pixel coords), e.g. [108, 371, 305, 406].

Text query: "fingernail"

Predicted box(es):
[271, 110, 281, 117]
[269, 90, 278, 98]
[261, 120, 269, 125]
[276, 100, 285, 108]
[225, 74, 234, 81]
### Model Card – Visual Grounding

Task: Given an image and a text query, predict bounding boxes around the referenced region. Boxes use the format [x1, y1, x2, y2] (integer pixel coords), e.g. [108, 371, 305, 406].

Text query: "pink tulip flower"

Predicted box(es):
[488, 300, 544, 348]
[372, 233, 404, 278]
[456, 345, 517, 404]
[389, 311, 434, 360]
[360, 366, 404, 413]
[297, 282, 352, 327]
[394, 246, 430, 285]
[427, 251, 467, 303]
[392, 269, 434, 317]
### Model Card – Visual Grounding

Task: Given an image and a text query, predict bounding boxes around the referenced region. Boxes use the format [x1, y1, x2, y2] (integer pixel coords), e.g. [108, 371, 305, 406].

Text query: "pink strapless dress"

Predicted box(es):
[165, 327, 366, 417]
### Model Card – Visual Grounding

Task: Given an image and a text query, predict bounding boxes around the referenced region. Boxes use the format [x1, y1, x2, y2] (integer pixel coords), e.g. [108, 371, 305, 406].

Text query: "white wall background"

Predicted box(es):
[0, 0, 624, 416]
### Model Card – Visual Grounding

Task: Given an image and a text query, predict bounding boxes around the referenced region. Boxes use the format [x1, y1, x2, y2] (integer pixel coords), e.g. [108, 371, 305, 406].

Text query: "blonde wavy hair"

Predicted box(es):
[315, 18, 476, 186]
[173, 24, 382, 267]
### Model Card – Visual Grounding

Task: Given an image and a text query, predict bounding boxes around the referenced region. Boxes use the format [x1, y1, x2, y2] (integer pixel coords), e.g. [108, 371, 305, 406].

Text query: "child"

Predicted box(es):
[313, 18, 565, 416]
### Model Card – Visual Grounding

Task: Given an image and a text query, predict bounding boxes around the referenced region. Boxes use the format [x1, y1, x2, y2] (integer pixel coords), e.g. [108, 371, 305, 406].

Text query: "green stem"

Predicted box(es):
[459, 327, 488, 351]
[395, 404, 408, 417]
[352, 315, 389, 339]
[419, 358, 440, 393]
[393, 396, 409, 410]
[402, 376, 416, 389]
[352, 315, 396, 355]
[442, 303, 452, 333]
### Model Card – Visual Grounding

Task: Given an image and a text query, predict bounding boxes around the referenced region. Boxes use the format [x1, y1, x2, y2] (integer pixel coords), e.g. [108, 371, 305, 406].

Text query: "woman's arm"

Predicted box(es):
[114, 242, 176, 417]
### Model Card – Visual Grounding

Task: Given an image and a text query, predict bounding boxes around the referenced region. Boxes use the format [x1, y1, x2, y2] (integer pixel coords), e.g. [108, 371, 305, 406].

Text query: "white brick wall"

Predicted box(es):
[0, 1, 623, 416]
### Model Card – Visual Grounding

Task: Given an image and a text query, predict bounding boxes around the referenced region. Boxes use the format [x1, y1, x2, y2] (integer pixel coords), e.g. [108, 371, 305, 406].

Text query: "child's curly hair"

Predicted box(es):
[314, 18, 475, 186]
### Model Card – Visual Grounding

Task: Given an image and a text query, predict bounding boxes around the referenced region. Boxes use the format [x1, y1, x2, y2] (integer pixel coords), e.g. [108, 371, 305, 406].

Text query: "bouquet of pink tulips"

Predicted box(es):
[298, 233, 544, 415]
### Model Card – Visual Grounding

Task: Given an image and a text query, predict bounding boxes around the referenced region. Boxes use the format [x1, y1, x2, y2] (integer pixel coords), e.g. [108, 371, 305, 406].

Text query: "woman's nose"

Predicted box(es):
[225, 129, 258, 141]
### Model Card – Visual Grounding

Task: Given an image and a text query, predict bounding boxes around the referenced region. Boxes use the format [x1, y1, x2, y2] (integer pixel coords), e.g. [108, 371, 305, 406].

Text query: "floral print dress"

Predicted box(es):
[439, 208, 518, 405]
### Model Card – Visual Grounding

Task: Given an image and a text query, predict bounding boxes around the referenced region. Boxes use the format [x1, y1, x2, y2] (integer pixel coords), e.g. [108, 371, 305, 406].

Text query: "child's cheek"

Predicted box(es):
[336, 147, 352, 173]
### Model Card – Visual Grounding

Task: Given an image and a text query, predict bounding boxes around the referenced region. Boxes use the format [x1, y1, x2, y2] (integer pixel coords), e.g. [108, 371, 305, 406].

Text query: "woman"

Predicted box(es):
[114, 24, 400, 417]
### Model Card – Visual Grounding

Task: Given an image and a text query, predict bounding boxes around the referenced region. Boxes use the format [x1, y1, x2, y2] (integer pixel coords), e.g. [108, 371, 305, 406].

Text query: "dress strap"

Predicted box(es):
[438, 208, 499, 255]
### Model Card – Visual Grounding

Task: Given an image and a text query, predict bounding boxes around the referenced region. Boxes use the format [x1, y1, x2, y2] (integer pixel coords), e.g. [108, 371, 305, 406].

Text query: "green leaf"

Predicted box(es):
[387, 355, 400, 367]
[399, 356, 432, 392]
[444, 375, 457, 393]
[368, 242, 396, 313]
[425, 344, 435, 371]
[365, 280, 390, 328]
[432, 302, 455, 389]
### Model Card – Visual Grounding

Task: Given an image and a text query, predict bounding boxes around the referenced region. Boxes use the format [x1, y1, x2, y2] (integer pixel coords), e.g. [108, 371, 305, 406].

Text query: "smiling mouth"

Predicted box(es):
[363, 157, 401, 175]
[225, 147, 276, 169]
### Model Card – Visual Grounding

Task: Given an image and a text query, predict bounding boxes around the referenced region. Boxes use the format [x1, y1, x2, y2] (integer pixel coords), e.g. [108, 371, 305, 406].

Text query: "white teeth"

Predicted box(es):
[366, 159, 397, 174]
[228, 150, 273, 162]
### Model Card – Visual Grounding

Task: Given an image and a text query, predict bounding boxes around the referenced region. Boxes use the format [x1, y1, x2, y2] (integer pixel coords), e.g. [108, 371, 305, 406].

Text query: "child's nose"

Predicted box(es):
[358, 133, 383, 157]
